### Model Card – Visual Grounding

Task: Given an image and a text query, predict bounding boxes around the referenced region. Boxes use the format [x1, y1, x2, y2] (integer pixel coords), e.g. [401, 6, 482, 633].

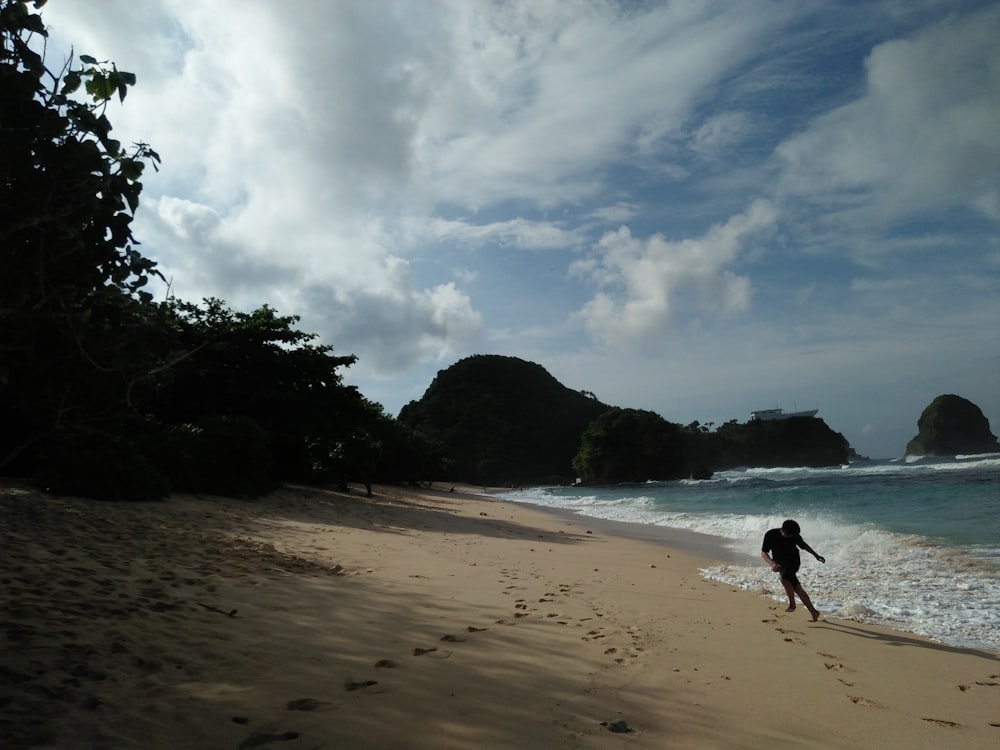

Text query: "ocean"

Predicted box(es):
[498, 453, 1000, 652]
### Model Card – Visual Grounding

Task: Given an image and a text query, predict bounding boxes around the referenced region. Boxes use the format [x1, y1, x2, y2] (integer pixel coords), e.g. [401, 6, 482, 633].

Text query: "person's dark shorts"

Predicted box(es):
[779, 566, 800, 586]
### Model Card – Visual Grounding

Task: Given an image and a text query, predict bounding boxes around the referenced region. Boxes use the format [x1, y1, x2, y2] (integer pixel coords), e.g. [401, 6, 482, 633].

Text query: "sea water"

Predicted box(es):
[499, 454, 1000, 652]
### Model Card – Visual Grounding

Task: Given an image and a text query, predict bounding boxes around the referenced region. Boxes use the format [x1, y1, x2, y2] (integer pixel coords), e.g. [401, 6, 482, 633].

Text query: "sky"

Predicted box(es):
[37, 0, 999, 459]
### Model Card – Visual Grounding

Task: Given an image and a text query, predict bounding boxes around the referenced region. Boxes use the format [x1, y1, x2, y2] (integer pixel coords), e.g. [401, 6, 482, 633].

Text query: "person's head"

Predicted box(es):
[780, 519, 800, 537]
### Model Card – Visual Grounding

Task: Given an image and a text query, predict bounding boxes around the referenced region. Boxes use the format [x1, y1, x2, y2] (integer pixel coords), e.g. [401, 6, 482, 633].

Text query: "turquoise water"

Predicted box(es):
[500, 453, 1000, 652]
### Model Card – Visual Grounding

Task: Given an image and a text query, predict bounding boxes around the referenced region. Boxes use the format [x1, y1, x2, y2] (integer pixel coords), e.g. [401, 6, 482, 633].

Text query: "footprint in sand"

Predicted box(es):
[286, 698, 331, 711]
[239, 731, 300, 748]
[440, 634, 465, 643]
[921, 717, 960, 727]
[344, 680, 378, 691]
[848, 695, 884, 708]
[374, 659, 397, 668]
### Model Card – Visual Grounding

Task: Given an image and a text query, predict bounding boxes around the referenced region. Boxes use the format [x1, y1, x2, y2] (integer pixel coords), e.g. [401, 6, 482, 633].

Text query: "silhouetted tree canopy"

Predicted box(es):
[399, 355, 611, 485]
[572, 408, 688, 483]
[0, 2, 438, 499]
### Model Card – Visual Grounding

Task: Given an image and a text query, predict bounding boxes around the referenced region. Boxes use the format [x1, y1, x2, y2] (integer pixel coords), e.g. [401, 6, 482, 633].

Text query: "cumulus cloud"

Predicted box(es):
[40, 0, 794, 374]
[776, 5, 1000, 229]
[571, 200, 777, 349]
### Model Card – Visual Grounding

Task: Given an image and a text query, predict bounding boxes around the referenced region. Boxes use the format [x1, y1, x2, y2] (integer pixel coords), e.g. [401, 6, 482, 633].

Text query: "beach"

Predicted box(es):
[1, 483, 997, 749]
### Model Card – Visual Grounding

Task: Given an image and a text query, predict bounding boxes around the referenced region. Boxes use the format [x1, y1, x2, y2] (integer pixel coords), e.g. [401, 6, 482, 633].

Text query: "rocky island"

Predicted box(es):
[905, 394, 999, 456]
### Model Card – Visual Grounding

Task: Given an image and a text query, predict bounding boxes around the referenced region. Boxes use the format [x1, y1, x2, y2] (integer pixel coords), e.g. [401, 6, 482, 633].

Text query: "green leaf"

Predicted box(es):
[119, 158, 144, 182]
[23, 13, 46, 35]
[62, 71, 81, 95]
[79, 54, 98, 64]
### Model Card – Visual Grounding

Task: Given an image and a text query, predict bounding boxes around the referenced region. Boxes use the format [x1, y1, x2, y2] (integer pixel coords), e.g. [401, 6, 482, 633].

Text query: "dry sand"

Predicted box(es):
[1, 481, 998, 749]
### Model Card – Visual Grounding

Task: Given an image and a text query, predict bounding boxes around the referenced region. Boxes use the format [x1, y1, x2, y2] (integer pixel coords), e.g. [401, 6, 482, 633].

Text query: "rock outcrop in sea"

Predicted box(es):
[904, 394, 999, 456]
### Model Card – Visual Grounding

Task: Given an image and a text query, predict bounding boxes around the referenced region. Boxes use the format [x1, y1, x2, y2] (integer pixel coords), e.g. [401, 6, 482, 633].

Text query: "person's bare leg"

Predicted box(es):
[794, 584, 820, 621]
[780, 578, 796, 611]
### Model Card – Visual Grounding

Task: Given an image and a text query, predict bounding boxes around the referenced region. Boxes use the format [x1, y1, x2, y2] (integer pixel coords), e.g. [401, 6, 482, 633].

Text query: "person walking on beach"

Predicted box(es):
[761, 519, 825, 621]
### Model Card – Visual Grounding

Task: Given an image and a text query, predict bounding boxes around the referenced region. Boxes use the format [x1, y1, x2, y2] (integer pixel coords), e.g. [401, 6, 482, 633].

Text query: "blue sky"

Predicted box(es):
[41, 0, 999, 459]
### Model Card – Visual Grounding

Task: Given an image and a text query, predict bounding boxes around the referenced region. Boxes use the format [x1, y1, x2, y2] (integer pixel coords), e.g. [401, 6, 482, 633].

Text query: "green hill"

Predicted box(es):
[398, 355, 611, 485]
[399, 354, 852, 485]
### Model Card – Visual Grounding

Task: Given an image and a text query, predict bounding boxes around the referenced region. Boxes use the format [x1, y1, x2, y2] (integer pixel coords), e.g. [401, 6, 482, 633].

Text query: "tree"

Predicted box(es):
[1, 2, 438, 499]
[143, 298, 364, 483]
[398, 355, 610, 484]
[573, 408, 687, 483]
[1, 0, 163, 473]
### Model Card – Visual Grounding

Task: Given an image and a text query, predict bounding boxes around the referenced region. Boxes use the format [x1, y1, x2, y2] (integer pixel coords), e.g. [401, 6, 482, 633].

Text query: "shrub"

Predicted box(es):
[190, 415, 274, 497]
[36, 427, 170, 502]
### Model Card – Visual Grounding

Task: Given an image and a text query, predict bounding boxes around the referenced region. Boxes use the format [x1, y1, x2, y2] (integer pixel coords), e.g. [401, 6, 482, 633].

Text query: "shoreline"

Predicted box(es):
[489, 491, 757, 564]
[494, 480, 1000, 654]
[2, 481, 998, 748]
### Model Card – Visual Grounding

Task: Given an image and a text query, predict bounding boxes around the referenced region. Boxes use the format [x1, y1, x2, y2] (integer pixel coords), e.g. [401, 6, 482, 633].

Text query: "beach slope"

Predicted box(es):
[1, 483, 997, 748]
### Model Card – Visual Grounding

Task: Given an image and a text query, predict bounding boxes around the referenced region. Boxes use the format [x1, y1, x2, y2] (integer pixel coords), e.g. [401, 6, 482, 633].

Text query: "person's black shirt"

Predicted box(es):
[762, 528, 806, 570]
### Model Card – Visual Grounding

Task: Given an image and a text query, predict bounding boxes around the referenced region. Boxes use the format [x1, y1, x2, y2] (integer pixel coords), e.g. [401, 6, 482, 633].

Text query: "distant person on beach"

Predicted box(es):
[761, 519, 826, 621]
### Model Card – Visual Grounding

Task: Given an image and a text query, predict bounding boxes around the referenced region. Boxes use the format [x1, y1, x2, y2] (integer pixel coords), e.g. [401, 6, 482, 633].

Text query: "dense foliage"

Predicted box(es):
[709, 416, 850, 470]
[398, 355, 611, 485]
[905, 394, 999, 456]
[571, 410, 849, 484]
[1, 1, 439, 499]
[1, 0, 163, 477]
[572, 408, 690, 483]
[400, 355, 852, 486]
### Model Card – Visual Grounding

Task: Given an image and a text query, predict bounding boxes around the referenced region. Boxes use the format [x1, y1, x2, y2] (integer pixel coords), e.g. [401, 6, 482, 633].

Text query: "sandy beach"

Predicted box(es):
[1, 482, 997, 749]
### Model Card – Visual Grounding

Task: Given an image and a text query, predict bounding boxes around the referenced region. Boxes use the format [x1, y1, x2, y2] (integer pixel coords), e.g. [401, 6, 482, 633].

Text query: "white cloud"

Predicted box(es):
[421, 217, 581, 251]
[410, 1, 789, 208]
[775, 5, 1000, 231]
[690, 111, 754, 160]
[590, 203, 641, 224]
[571, 200, 777, 349]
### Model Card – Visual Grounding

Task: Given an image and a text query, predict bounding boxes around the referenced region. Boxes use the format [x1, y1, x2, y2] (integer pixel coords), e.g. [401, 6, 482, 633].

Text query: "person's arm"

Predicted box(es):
[800, 541, 826, 564]
[760, 550, 781, 571]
